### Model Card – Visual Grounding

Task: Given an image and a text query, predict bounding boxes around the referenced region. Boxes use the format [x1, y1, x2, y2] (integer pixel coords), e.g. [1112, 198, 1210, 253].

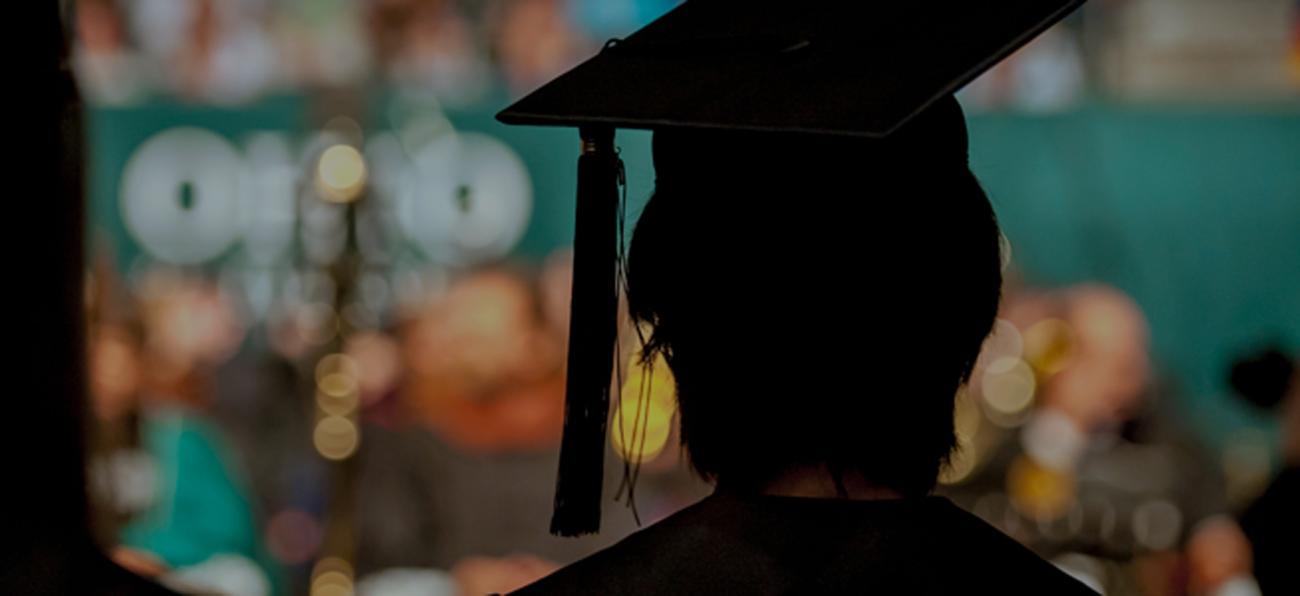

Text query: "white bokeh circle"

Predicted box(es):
[120, 127, 244, 264]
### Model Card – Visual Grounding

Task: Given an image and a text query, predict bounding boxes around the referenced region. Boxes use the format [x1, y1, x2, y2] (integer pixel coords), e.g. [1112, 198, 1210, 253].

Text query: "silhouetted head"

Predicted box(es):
[626, 98, 1002, 496]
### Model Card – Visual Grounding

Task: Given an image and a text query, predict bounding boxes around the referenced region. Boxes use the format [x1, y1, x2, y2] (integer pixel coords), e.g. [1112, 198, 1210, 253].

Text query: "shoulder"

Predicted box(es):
[513, 496, 1098, 595]
[923, 500, 1099, 594]
[512, 498, 742, 595]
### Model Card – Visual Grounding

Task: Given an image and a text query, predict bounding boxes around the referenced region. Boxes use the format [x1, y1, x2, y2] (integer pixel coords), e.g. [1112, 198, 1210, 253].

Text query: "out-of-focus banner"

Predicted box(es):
[88, 98, 1300, 445]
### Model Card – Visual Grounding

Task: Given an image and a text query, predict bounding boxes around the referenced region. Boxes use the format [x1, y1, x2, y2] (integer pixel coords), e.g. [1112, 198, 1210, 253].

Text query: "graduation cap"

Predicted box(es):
[497, 0, 1087, 536]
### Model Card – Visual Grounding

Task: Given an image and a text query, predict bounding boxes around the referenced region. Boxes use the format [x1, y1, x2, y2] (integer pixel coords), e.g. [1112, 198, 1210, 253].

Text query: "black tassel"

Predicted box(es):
[551, 127, 621, 536]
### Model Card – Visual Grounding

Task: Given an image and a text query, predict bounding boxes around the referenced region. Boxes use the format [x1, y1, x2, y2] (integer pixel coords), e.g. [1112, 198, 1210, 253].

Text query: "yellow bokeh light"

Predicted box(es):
[610, 402, 673, 462]
[980, 357, 1036, 416]
[310, 568, 353, 596]
[940, 390, 983, 485]
[611, 354, 677, 462]
[316, 353, 360, 383]
[978, 319, 1024, 374]
[313, 415, 360, 461]
[318, 372, 360, 399]
[311, 557, 353, 596]
[316, 389, 359, 416]
[317, 144, 367, 203]
[311, 585, 351, 596]
[952, 388, 982, 443]
[316, 353, 361, 407]
[1022, 318, 1074, 377]
[939, 447, 978, 486]
[623, 354, 677, 406]
[312, 556, 353, 580]
[1008, 455, 1076, 521]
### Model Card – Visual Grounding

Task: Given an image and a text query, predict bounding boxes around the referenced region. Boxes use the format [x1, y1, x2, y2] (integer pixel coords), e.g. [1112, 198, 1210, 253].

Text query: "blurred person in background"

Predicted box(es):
[73, 0, 149, 104]
[1231, 346, 1299, 595]
[170, 0, 279, 103]
[400, 269, 565, 451]
[942, 284, 1230, 594]
[1185, 517, 1261, 596]
[85, 272, 273, 595]
[107, 0, 280, 103]
[210, 342, 322, 586]
[365, 0, 492, 104]
[348, 265, 641, 594]
[344, 258, 701, 594]
[488, 0, 589, 93]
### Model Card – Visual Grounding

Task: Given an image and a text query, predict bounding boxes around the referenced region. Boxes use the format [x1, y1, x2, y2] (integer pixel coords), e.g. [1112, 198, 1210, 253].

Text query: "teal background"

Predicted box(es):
[968, 106, 1300, 447]
[86, 98, 1300, 449]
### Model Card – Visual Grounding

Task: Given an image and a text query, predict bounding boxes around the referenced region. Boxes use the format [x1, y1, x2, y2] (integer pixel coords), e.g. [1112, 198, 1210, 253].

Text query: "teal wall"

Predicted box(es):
[967, 106, 1300, 446]
[87, 99, 1300, 447]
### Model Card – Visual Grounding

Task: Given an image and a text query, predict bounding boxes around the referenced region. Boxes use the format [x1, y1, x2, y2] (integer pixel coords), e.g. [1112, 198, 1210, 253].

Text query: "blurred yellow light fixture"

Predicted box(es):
[940, 391, 983, 485]
[1008, 455, 1076, 521]
[311, 557, 353, 596]
[978, 319, 1024, 374]
[1022, 318, 1074, 377]
[317, 144, 367, 203]
[313, 415, 360, 461]
[316, 354, 361, 396]
[611, 353, 677, 462]
[980, 357, 1036, 416]
[316, 389, 359, 417]
[316, 353, 360, 381]
[310, 568, 353, 596]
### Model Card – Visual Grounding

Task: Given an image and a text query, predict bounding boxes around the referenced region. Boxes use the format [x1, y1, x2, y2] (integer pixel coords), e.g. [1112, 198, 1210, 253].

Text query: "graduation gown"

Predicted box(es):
[513, 491, 1097, 595]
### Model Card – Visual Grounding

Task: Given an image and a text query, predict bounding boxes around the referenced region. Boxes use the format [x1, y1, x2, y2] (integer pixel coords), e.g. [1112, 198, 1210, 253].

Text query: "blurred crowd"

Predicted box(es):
[71, 0, 1300, 109]
[82, 246, 1300, 595]
[84, 250, 709, 595]
[65, 1, 1300, 595]
[72, 0, 680, 106]
[940, 284, 1243, 595]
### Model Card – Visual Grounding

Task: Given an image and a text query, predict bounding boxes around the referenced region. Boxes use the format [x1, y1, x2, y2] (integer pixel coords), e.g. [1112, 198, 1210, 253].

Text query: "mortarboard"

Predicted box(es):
[497, 0, 1087, 536]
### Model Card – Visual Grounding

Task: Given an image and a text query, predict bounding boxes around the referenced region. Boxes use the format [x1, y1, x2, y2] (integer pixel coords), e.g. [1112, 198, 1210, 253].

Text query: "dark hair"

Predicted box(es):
[626, 116, 1002, 496]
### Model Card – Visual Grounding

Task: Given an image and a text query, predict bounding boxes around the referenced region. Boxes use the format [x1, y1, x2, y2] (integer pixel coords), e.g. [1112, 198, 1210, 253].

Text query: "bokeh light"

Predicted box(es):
[1008, 455, 1076, 521]
[1132, 498, 1184, 551]
[1020, 409, 1089, 471]
[316, 353, 362, 408]
[265, 509, 323, 565]
[610, 354, 677, 462]
[977, 319, 1024, 374]
[980, 357, 1037, 419]
[317, 144, 368, 203]
[311, 557, 355, 596]
[1022, 318, 1075, 377]
[939, 390, 984, 485]
[316, 388, 359, 417]
[119, 127, 243, 264]
[313, 415, 360, 461]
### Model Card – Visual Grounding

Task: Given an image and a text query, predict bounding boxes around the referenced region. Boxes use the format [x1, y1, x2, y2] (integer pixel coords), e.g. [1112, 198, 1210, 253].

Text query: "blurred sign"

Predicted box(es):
[116, 125, 530, 268]
[88, 97, 597, 268]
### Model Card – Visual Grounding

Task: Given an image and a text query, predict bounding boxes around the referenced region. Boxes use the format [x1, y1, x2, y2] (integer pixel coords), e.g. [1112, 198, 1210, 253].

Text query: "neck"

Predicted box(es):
[760, 464, 904, 500]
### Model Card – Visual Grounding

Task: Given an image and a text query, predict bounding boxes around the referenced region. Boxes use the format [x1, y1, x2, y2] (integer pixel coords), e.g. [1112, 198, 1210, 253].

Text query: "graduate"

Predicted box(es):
[498, 1, 1097, 593]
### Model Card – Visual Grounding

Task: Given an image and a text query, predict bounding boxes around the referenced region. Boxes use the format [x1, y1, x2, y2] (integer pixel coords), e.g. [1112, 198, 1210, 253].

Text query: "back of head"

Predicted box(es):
[627, 98, 1002, 495]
